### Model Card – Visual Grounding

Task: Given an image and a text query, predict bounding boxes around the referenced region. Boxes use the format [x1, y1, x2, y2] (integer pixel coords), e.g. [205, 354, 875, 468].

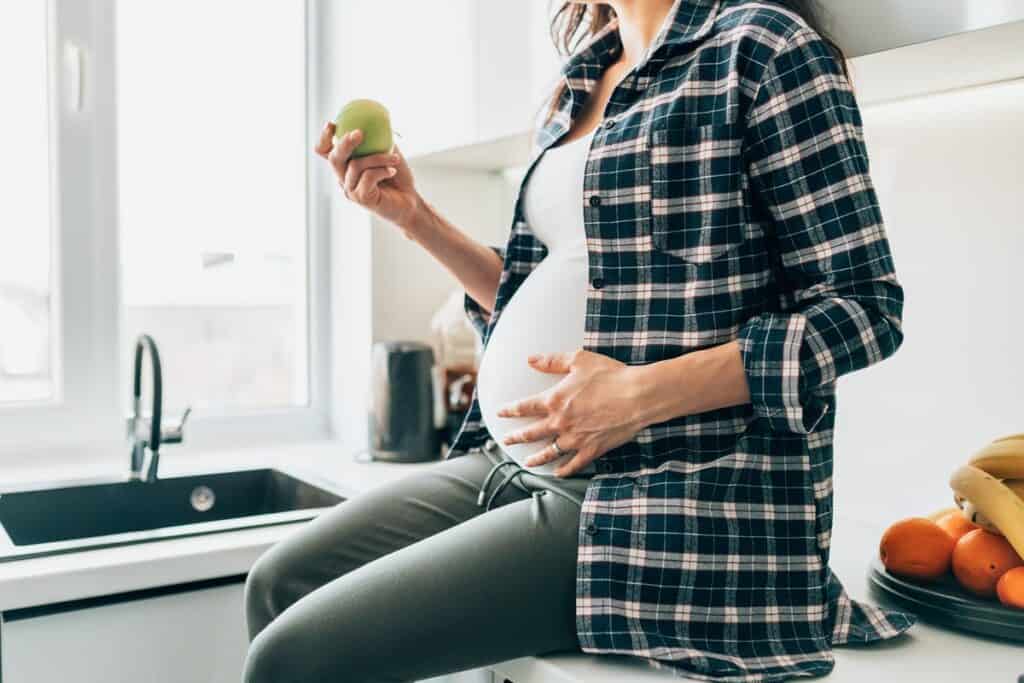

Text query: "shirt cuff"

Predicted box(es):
[463, 291, 492, 343]
[736, 313, 829, 434]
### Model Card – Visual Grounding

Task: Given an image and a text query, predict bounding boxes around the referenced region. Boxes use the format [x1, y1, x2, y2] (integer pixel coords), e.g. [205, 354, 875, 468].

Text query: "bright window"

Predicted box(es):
[1, 0, 324, 454]
[0, 2, 55, 405]
[115, 1, 309, 416]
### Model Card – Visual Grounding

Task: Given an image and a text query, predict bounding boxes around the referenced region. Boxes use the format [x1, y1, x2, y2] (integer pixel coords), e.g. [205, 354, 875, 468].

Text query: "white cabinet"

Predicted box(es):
[1, 577, 494, 682]
[2, 580, 249, 683]
[321, 1, 561, 158]
[473, 2, 562, 144]
[329, 0, 477, 157]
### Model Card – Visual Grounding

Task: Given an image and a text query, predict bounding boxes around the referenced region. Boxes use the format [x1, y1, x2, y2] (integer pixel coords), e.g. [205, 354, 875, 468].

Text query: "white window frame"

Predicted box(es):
[0, 0, 332, 463]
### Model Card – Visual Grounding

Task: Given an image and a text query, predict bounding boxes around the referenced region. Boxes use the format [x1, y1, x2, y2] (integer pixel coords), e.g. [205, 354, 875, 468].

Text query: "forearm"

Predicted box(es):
[400, 195, 504, 313]
[628, 340, 752, 428]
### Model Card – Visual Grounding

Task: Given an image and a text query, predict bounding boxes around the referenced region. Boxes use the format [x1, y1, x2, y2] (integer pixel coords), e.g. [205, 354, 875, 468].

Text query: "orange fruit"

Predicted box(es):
[879, 517, 955, 581]
[997, 566, 1024, 609]
[935, 511, 980, 542]
[952, 529, 1024, 598]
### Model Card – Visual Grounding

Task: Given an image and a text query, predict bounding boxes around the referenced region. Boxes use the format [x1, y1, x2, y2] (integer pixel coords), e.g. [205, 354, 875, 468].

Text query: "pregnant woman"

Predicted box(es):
[244, 1, 915, 681]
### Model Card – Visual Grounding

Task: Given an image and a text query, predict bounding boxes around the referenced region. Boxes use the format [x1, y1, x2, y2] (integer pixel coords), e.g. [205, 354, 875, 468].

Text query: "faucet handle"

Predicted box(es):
[160, 406, 192, 445]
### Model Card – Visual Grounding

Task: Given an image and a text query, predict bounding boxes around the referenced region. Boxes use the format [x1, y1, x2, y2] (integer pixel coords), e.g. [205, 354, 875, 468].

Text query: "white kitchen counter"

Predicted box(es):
[0, 442, 434, 610]
[1, 441, 1021, 682]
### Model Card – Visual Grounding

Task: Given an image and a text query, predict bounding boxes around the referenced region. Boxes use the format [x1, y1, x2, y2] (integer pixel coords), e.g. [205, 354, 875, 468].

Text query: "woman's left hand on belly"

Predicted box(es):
[496, 349, 651, 477]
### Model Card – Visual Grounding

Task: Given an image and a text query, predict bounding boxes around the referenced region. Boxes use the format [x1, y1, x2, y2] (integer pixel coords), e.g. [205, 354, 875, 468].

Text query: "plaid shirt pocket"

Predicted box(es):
[650, 119, 748, 263]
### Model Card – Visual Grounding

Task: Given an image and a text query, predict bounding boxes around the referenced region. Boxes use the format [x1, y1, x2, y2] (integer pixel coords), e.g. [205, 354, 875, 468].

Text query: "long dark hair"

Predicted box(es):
[536, 1, 848, 131]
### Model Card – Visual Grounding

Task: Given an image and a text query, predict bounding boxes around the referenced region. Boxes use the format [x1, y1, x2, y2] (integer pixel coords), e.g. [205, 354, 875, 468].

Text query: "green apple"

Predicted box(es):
[333, 98, 393, 158]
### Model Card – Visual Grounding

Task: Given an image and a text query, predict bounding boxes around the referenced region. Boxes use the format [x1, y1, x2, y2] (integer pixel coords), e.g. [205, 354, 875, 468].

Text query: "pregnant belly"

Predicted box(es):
[476, 253, 588, 475]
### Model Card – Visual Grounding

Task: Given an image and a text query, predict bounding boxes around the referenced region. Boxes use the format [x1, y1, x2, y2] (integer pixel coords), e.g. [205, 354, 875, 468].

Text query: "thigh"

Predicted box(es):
[243, 485, 584, 683]
[245, 449, 528, 638]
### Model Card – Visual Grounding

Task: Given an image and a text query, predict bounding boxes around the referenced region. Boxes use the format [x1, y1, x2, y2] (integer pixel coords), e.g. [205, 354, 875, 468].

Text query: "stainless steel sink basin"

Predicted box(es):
[0, 468, 344, 562]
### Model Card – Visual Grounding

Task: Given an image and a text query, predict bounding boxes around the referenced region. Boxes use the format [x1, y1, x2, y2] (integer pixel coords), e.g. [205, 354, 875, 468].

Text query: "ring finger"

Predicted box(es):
[524, 434, 579, 468]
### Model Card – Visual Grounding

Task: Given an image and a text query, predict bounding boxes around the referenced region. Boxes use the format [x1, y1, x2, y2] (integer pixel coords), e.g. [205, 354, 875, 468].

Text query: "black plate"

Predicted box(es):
[868, 556, 1024, 642]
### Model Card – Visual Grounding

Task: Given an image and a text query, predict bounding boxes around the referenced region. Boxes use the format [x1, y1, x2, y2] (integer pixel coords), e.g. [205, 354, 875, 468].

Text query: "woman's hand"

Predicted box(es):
[314, 121, 504, 318]
[496, 342, 753, 477]
[496, 349, 651, 477]
[315, 121, 421, 228]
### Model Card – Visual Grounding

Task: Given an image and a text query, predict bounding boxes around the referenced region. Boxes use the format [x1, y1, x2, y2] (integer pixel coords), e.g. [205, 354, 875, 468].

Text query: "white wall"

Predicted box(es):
[371, 168, 511, 344]
[834, 77, 1024, 522]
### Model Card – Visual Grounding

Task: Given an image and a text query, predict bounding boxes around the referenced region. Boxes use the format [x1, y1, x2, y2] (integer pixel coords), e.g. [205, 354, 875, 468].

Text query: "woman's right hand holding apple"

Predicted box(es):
[316, 119, 504, 314]
[315, 121, 422, 230]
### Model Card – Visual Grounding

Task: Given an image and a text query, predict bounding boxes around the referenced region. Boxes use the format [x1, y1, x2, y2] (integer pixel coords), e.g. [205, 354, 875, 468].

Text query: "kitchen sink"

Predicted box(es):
[0, 468, 344, 562]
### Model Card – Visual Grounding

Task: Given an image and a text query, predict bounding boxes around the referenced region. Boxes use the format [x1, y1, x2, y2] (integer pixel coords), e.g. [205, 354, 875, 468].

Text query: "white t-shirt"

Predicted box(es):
[476, 126, 598, 475]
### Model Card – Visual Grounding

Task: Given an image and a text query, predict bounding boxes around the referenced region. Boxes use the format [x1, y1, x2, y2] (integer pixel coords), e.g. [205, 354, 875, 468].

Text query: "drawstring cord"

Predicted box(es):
[477, 451, 586, 513]
[485, 468, 527, 511]
[477, 460, 521, 507]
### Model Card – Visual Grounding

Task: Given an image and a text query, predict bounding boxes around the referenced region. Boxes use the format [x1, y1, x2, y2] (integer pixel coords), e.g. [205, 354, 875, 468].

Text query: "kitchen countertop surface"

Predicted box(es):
[1, 441, 1021, 682]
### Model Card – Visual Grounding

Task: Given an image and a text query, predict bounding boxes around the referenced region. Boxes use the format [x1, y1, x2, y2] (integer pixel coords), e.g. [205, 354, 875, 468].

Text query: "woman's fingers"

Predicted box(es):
[351, 165, 397, 203]
[528, 352, 575, 374]
[553, 449, 597, 478]
[327, 128, 363, 181]
[523, 443, 560, 468]
[315, 121, 336, 159]
[496, 395, 550, 418]
[502, 419, 558, 446]
[343, 151, 400, 194]
[523, 434, 579, 468]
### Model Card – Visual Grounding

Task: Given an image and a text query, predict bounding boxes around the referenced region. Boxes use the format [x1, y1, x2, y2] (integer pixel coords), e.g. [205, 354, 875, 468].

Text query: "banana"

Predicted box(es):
[954, 480, 1024, 535]
[954, 495, 1001, 534]
[993, 433, 1024, 444]
[967, 439, 1024, 479]
[949, 464, 1024, 558]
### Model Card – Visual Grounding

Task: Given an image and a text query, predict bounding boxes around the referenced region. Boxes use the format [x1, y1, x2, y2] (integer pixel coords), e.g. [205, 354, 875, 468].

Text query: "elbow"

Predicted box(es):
[884, 315, 905, 361]
[874, 277, 906, 364]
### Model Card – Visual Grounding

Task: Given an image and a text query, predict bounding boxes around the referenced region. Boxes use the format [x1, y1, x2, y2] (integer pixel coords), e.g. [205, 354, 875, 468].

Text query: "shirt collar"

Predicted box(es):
[558, 0, 721, 80]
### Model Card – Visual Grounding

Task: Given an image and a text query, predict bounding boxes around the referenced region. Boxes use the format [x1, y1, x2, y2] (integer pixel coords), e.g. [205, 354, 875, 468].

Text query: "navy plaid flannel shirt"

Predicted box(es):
[448, 1, 915, 680]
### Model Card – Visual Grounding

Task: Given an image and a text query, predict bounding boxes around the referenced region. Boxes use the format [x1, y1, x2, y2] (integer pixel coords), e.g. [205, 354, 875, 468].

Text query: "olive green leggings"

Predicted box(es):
[242, 442, 593, 682]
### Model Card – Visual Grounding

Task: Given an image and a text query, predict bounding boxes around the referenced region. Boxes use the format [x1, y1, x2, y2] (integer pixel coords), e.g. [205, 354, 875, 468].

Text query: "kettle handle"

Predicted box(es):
[430, 364, 447, 429]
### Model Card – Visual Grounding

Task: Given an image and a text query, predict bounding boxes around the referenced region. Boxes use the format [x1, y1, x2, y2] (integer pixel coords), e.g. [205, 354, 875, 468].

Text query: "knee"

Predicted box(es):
[244, 609, 359, 683]
[242, 617, 300, 683]
[244, 546, 291, 639]
[242, 627, 275, 683]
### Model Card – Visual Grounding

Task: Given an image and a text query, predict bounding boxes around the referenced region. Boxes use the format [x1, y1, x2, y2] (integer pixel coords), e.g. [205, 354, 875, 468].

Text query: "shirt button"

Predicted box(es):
[591, 277, 605, 290]
[633, 476, 646, 486]
[597, 460, 613, 473]
[604, 118, 616, 129]
[585, 523, 599, 536]
[588, 195, 601, 207]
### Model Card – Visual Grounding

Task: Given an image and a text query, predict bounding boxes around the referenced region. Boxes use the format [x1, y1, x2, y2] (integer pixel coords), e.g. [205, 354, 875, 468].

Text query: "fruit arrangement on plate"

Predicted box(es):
[870, 432, 1024, 641]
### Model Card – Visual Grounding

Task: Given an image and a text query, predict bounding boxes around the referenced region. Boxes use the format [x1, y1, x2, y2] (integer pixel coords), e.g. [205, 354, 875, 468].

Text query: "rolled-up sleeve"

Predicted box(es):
[463, 245, 506, 343]
[736, 26, 905, 435]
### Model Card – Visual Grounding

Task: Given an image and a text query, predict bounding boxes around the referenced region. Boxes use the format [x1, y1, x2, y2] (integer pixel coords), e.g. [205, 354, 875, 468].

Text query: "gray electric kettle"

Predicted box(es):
[367, 341, 443, 462]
